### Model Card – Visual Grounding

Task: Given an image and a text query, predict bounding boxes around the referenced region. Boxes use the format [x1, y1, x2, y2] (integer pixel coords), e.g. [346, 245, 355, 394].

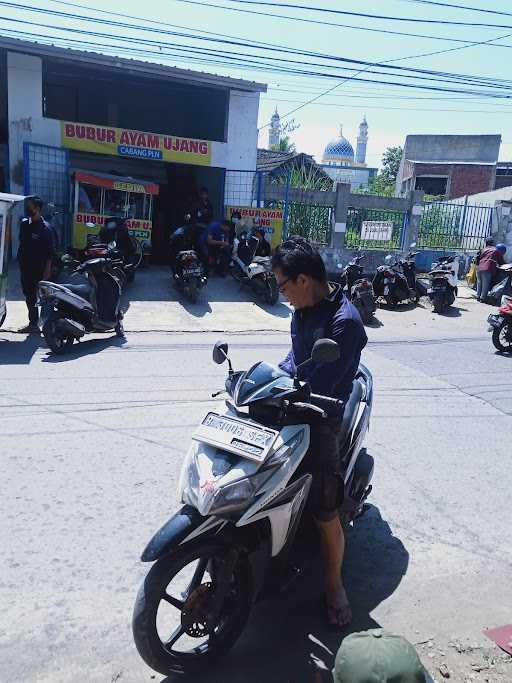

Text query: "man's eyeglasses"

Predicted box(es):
[277, 277, 292, 292]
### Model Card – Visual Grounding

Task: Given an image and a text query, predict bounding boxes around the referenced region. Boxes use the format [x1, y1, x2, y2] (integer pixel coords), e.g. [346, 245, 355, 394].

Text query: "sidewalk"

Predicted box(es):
[2, 264, 491, 339]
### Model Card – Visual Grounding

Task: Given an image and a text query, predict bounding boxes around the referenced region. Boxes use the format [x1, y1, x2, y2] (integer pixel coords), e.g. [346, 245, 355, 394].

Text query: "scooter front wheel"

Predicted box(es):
[132, 540, 253, 676]
[42, 321, 75, 354]
[492, 321, 512, 353]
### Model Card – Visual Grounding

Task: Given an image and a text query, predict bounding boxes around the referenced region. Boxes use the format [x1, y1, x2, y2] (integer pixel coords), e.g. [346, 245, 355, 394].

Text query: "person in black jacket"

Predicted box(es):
[17, 196, 54, 333]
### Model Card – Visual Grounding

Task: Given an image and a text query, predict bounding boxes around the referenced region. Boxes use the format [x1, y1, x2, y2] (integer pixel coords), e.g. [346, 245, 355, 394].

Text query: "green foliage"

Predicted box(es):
[270, 136, 296, 153]
[381, 146, 403, 183]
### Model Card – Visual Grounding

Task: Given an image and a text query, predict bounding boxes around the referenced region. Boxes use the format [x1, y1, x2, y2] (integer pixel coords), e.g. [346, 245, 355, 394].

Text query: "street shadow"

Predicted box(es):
[0, 333, 43, 365]
[436, 305, 468, 318]
[160, 504, 408, 683]
[365, 316, 384, 329]
[41, 334, 127, 362]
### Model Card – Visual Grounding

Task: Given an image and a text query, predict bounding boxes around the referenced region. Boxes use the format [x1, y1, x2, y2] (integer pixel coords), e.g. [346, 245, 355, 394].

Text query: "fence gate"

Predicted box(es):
[418, 201, 493, 250]
[345, 206, 406, 250]
[23, 143, 70, 247]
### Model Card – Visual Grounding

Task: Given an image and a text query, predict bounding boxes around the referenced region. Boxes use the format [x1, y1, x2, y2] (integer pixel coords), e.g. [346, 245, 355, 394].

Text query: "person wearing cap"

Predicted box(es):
[476, 238, 506, 302]
[328, 629, 433, 683]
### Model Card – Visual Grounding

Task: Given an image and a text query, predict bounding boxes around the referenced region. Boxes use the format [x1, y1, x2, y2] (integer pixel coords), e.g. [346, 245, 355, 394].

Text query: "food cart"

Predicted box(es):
[0, 193, 26, 328]
[72, 170, 159, 251]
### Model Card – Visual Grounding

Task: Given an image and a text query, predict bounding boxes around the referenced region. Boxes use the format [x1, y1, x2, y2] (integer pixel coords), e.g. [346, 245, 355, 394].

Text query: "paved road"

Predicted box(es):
[1, 299, 511, 681]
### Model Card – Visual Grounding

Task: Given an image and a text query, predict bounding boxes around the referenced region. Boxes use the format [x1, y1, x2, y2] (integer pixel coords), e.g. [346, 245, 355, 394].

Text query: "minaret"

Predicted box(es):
[356, 115, 368, 165]
[269, 108, 280, 149]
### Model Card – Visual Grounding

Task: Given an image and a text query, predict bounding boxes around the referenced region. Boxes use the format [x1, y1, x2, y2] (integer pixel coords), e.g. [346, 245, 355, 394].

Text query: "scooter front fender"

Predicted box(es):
[141, 505, 215, 562]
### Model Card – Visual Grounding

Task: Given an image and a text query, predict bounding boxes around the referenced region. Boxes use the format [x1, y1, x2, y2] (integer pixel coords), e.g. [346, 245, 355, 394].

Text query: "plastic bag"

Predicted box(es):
[466, 262, 477, 287]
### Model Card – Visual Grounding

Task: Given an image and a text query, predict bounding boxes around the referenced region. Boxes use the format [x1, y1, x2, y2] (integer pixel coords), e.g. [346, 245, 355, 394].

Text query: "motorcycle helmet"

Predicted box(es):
[384, 254, 396, 267]
[497, 243, 507, 253]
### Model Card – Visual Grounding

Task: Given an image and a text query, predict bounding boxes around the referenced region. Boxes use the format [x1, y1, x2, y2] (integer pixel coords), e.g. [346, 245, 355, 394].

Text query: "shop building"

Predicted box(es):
[0, 36, 266, 259]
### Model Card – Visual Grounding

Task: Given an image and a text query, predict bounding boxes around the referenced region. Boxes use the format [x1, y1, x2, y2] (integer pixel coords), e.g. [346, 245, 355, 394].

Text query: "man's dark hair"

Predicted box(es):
[231, 210, 242, 220]
[272, 235, 327, 283]
[27, 195, 43, 211]
[199, 186, 208, 194]
[485, 237, 495, 246]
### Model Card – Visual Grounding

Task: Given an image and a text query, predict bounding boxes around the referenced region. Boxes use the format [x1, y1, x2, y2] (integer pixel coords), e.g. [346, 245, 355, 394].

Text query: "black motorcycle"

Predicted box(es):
[38, 257, 124, 354]
[373, 248, 422, 307]
[173, 249, 207, 304]
[341, 254, 376, 324]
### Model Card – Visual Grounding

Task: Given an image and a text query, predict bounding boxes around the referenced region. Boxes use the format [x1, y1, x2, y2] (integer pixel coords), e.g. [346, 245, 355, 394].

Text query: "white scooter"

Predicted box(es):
[428, 255, 460, 313]
[132, 339, 373, 676]
[230, 232, 279, 305]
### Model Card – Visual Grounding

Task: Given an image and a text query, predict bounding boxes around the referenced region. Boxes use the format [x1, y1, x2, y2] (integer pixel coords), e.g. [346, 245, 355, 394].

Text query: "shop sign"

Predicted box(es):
[62, 122, 212, 167]
[75, 171, 159, 195]
[360, 220, 394, 241]
[73, 212, 152, 250]
[225, 206, 284, 248]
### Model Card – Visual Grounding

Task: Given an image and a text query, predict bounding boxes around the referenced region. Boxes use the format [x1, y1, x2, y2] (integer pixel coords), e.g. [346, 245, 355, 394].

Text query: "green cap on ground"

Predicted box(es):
[332, 629, 429, 683]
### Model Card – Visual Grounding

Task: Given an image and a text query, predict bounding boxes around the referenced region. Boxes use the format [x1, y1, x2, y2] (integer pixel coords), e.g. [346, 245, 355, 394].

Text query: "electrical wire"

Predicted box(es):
[400, 1, 512, 19]
[2, 3, 512, 92]
[207, 0, 512, 29]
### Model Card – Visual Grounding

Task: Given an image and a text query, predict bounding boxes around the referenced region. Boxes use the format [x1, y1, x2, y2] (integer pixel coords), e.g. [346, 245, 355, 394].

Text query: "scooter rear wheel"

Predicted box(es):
[132, 540, 252, 676]
[42, 322, 75, 354]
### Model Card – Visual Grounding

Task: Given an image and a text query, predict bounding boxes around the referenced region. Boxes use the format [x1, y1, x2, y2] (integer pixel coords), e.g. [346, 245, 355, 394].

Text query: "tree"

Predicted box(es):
[274, 136, 296, 153]
[380, 146, 403, 184]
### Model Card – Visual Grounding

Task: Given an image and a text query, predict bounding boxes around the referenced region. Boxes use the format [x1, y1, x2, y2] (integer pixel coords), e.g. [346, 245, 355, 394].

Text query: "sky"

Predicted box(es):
[2, 0, 512, 169]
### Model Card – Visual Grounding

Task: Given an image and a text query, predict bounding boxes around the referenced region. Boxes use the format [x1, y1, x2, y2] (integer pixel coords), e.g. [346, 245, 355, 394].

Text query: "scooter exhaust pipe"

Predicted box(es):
[56, 318, 86, 338]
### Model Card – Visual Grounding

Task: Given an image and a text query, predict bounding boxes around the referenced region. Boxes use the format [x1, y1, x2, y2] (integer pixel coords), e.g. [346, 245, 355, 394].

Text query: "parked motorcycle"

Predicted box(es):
[340, 253, 376, 324]
[487, 263, 512, 306]
[373, 247, 421, 307]
[37, 257, 124, 354]
[487, 299, 512, 353]
[231, 231, 279, 305]
[170, 223, 208, 304]
[427, 255, 459, 313]
[173, 249, 207, 303]
[132, 339, 373, 675]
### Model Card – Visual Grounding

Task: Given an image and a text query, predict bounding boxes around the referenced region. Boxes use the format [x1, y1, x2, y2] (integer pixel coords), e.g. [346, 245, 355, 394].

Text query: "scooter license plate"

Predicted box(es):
[183, 267, 202, 276]
[194, 413, 279, 462]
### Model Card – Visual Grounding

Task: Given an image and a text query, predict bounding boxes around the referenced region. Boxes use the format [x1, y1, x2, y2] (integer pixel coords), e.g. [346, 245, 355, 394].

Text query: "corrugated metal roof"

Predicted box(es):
[0, 35, 267, 92]
[257, 149, 322, 173]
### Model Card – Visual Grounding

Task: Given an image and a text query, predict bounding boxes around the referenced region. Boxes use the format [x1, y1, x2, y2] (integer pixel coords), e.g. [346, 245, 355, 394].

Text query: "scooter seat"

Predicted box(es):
[62, 283, 93, 301]
[338, 379, 364, 446]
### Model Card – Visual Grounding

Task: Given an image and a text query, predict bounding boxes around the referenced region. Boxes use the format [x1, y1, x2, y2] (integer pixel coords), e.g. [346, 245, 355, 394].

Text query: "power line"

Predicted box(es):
[172, 0, 512, 46]
[3, 3, 512, 91]
[217, 0, 512, 28]
[400, 1, 512, 19]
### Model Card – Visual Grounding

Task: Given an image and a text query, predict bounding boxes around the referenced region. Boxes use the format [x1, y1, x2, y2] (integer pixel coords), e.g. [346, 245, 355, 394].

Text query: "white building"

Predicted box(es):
[0, 36, 266, 255]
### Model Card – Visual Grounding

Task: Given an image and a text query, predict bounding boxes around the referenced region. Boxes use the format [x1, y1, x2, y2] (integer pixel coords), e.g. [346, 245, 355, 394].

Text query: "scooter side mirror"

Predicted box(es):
[85, 222, 97, 229]
[410, 242, 417, 248]
[311, 338, 340, 364]
[213, 341, 229, 365]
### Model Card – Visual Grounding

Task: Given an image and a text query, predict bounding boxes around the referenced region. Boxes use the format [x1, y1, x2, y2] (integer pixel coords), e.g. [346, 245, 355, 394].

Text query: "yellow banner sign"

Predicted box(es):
[62, 121, 212, 167]
[225, 206, 284, 249]
[72, 213, 152, 250]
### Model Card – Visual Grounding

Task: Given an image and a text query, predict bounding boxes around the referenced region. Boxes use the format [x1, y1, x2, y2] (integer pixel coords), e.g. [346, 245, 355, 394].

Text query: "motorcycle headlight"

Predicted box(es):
[202, 470, 272, 516]
[178, 451, 201, 508]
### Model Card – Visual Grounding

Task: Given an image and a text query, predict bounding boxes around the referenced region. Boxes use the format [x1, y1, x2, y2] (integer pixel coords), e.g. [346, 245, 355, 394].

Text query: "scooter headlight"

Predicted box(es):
[178, 450, 201, 508]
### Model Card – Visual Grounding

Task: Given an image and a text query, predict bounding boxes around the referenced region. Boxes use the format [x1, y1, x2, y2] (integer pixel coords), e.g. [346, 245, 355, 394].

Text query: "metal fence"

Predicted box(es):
[23, 142, 71, 248]
[345, 207, 406, 250]
[418, 200, 493, 251]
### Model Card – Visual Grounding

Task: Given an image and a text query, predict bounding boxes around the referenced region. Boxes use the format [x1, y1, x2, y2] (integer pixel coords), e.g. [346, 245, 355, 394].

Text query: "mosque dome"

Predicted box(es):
[322, 125, 355, 165]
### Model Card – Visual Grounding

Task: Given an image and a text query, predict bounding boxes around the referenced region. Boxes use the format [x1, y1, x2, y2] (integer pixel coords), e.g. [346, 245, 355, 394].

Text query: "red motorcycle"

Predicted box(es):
[488, 299, 512, 353]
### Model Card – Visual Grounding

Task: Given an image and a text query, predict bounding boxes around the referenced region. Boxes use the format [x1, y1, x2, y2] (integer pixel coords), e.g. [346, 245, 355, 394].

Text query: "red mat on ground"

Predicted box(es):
[483, 624, 512, 656]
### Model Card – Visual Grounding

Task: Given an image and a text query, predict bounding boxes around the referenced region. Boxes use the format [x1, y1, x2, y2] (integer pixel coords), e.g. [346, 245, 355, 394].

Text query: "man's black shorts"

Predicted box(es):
[296, 417, 343, 523]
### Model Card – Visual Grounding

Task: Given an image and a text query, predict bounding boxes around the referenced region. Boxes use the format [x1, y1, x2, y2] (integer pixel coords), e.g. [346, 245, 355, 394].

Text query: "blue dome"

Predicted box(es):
[323, 136, 355, 161]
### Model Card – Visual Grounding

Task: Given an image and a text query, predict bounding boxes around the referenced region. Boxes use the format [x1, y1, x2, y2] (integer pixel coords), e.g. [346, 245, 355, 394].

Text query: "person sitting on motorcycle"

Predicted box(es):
[254, 226, 271, 258]
[476, 239, 506, 302]
[272, 236, 368, 629]
[170, 214, 201, 273]
[207, 220, 232, 276]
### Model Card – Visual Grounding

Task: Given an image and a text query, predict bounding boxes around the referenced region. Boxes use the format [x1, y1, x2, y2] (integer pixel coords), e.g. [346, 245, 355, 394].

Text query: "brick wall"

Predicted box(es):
[412, 162, 495, 199]
[449, 164, 495, 199]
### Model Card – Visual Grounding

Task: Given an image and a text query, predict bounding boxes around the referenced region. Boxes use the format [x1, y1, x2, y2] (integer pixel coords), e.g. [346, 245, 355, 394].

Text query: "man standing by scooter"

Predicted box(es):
[17, 196, 54, 333]
[272, 236, 368, 629]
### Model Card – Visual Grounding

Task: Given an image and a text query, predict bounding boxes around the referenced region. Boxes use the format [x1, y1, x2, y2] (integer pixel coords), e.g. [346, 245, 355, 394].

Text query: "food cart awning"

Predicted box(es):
[74, 170, 159, 196]
[0, 193, 26, 203]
